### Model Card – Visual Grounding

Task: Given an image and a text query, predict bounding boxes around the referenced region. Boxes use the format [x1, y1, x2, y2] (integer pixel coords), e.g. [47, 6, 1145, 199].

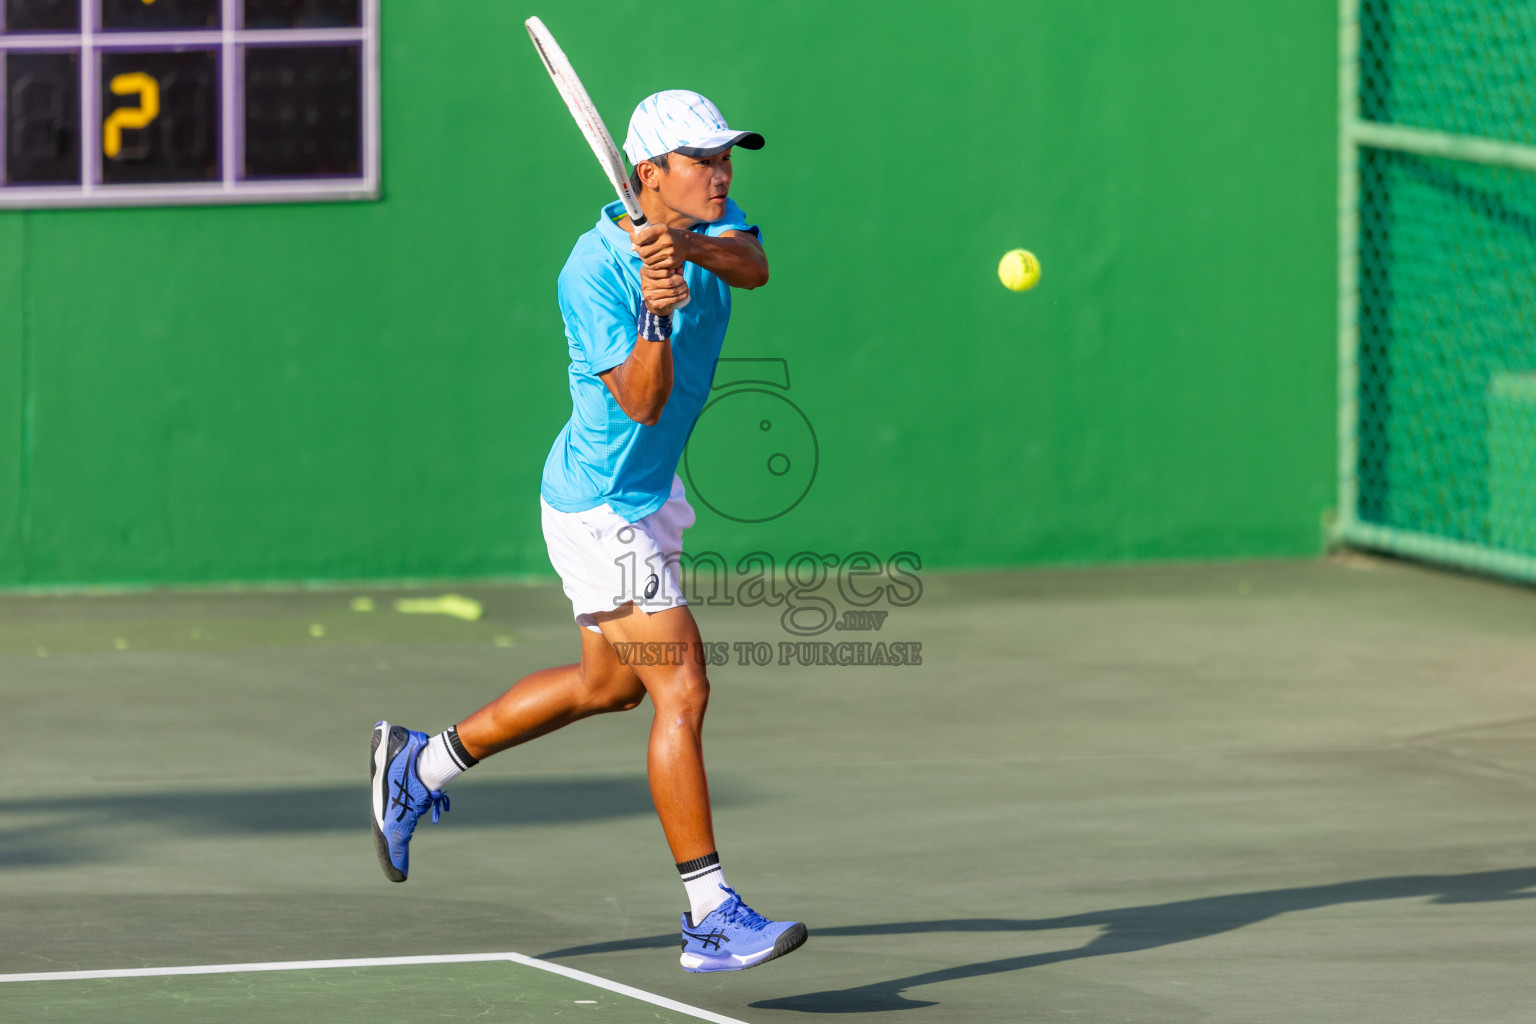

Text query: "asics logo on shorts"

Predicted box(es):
[645, 574, 660, 599]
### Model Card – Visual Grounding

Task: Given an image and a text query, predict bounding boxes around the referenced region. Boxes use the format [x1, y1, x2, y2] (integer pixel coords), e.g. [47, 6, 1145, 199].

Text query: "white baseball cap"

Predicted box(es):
[623, 90, 765, 165]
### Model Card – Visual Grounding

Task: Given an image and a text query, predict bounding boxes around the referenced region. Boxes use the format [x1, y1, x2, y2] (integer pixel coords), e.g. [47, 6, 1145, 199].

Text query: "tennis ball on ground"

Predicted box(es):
[998, 249, 1041, 292]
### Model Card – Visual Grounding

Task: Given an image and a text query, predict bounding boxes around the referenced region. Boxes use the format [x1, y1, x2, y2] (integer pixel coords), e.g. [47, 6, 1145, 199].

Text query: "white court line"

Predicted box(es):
[0, 952, 752, 1024]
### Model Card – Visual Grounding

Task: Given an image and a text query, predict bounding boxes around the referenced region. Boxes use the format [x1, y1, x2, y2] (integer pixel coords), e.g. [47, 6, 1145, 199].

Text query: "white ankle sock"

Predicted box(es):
[678, 852, 731, 923]
[416, 725, 478, 792]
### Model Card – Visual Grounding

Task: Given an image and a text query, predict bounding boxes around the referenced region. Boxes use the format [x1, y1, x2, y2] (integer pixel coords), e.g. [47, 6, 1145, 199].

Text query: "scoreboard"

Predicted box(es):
[0, 0, 377, 207]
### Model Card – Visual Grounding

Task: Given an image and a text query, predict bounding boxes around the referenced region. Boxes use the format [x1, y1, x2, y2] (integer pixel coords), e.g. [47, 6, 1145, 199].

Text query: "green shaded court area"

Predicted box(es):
[2, 961, 689, 1024]
[3, 559, 1534, 1022]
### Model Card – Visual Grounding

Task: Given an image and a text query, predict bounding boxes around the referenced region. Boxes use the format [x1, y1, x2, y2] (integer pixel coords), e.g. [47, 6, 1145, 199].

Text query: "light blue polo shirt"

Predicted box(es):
[541, 199, 760, 522]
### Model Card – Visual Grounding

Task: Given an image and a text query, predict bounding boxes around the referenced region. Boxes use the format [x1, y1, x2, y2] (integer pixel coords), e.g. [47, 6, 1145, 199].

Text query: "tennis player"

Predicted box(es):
[370, 90, 807, 974]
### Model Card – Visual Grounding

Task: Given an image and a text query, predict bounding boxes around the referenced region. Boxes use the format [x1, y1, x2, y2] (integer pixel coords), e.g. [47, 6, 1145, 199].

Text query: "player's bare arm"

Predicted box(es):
[638, 260, 691, 313]
[598, 261, 690, 424]
[600, 335, 672, 426]
[633, 224, 769, 290]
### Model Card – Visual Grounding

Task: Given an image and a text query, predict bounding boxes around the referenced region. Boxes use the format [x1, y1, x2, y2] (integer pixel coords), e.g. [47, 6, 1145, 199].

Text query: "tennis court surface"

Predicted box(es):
[3, 557, 1533, 1023]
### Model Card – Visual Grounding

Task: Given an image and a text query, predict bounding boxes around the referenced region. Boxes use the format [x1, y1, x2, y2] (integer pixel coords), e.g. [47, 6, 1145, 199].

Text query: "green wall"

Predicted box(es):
[0, 0, 1338, 588]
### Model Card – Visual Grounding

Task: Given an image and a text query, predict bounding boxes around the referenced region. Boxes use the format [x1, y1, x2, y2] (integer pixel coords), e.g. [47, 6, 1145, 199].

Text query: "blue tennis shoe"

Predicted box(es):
[679, 886, 807, 972]
[370, 721, 449, 883]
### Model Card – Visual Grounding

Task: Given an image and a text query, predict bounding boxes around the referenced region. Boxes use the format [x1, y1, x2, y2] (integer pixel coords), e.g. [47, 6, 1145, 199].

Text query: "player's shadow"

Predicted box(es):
[540, 867, 1536, 1014]
[0, 775, 718, 868]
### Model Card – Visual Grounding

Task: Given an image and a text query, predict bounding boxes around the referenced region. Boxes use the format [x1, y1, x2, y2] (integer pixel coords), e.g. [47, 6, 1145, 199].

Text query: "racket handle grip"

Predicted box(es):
[626, 203, 687, 311]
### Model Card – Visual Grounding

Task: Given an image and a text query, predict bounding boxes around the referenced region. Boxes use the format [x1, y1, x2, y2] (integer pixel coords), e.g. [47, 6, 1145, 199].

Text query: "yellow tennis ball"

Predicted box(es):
[998, 249, 1041, 292]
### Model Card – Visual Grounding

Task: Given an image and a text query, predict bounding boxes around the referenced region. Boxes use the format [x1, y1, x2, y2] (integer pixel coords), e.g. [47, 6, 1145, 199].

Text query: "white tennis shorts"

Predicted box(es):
[540, 474, 696, 633]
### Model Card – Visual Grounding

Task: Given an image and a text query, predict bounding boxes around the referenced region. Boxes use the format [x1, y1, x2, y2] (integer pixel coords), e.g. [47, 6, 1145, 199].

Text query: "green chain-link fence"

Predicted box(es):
[1339, 0, 1536, 581]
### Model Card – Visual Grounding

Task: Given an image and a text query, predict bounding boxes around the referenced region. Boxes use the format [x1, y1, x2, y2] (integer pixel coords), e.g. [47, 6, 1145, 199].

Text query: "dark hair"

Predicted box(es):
[628, 151, 670, 193]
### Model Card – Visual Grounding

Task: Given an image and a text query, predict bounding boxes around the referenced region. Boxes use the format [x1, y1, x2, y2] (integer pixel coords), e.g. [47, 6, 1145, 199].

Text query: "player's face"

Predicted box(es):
[657, 149, 733, 223]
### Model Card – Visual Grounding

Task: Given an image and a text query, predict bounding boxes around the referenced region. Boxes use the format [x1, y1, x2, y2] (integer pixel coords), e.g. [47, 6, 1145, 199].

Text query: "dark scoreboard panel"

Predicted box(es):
[0, 0, 376, 206]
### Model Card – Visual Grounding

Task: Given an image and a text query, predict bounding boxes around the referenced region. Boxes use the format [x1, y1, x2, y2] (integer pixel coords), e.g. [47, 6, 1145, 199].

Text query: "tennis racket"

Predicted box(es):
[525, 17, 648, 231]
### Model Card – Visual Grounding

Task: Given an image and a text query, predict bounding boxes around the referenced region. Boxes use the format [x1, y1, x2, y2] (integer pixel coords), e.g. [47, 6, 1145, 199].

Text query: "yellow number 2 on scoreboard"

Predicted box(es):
[103, 73, 161, 159]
